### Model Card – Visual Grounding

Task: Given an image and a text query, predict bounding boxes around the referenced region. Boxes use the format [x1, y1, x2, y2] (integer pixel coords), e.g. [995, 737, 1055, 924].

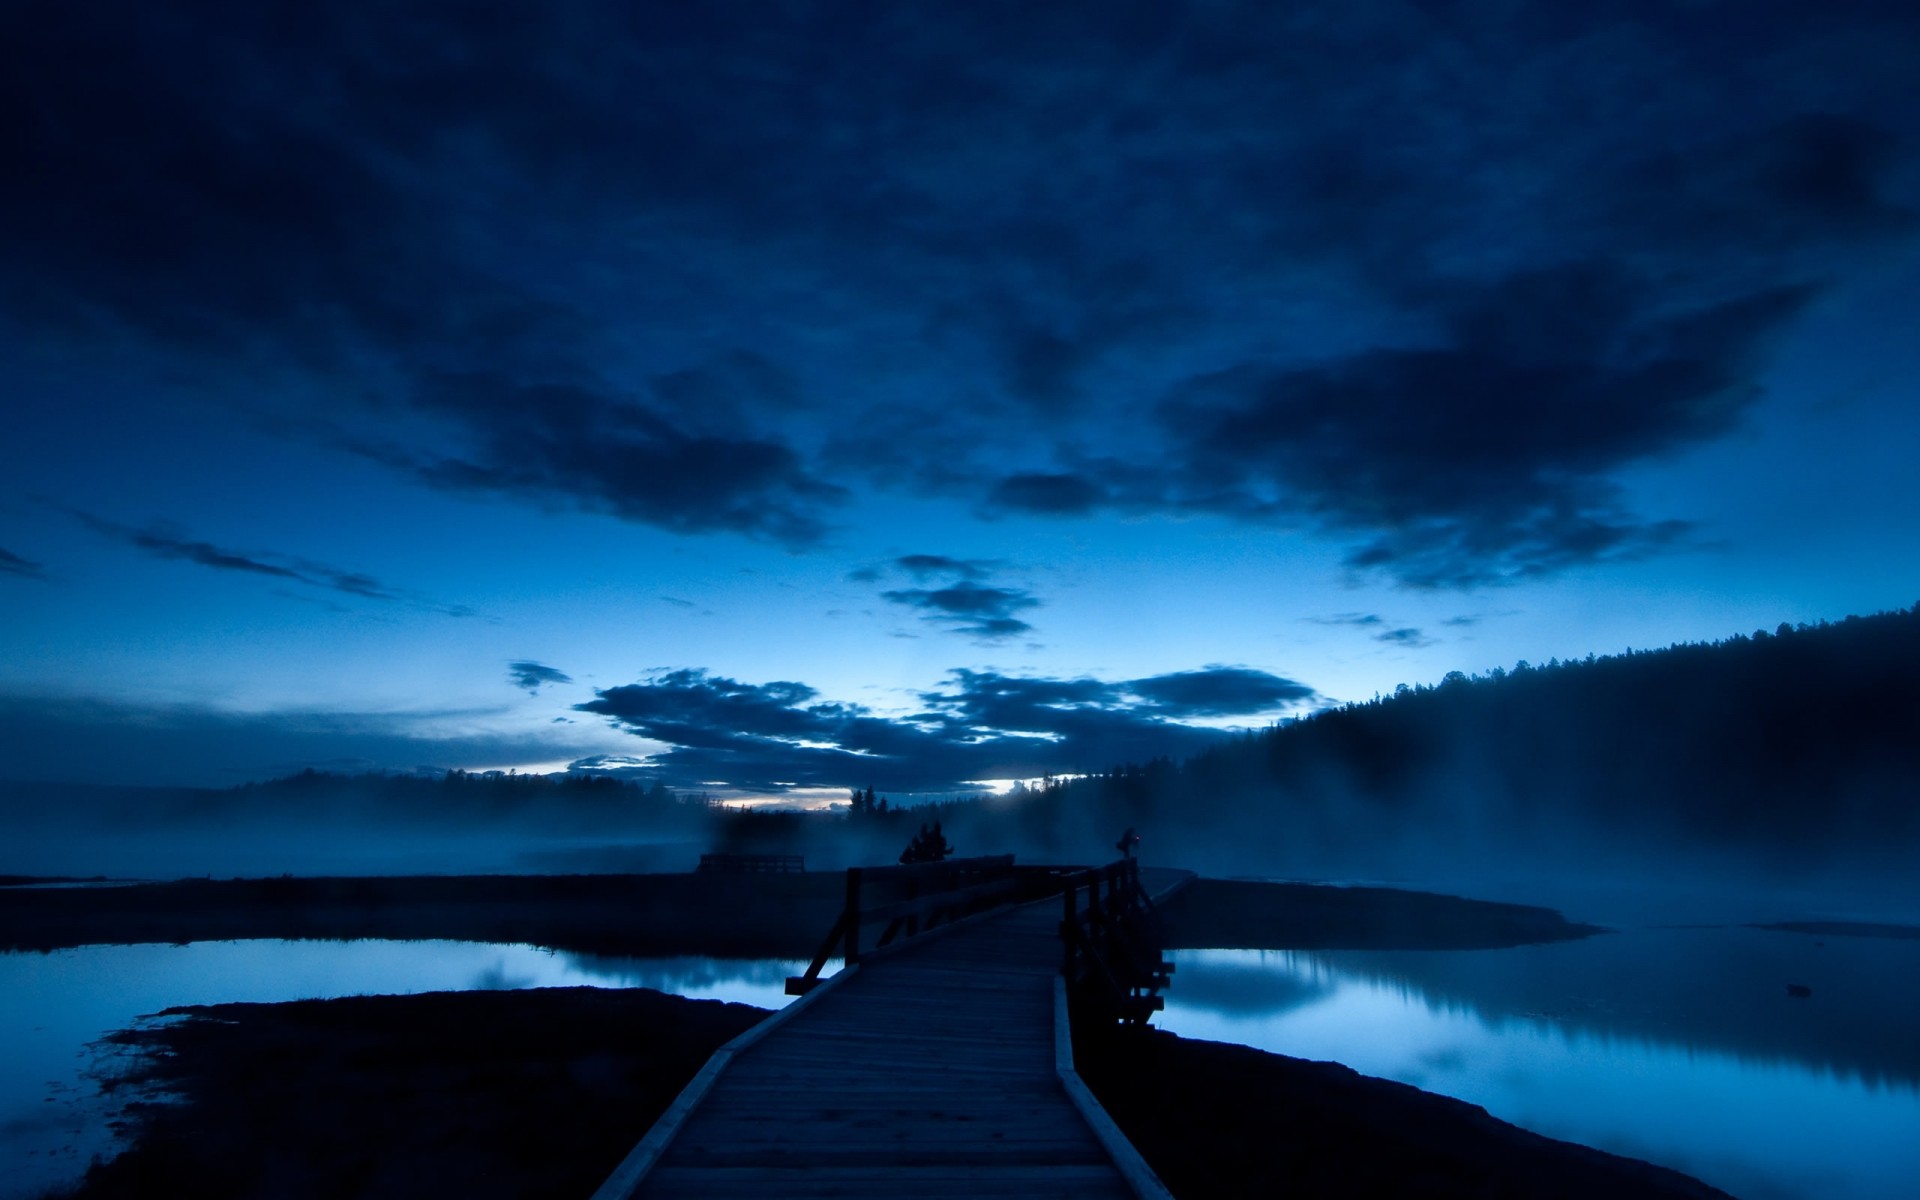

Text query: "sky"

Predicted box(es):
[3, 1, 1918, 798]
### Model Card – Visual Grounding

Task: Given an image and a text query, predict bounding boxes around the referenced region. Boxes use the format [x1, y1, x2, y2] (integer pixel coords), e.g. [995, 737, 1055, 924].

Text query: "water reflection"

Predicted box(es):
[0, 940, 806, 1200]
[1160, 938, 1920, 1200]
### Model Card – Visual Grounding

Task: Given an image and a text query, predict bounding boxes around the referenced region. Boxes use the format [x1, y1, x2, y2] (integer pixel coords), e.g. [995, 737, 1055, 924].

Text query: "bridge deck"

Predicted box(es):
[623, 867, 1190, 1199]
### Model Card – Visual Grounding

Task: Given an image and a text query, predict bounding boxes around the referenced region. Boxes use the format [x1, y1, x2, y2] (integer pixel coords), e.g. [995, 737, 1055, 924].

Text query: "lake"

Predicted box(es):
[1158, 926, 1920, 1200]
[0, 941, 810, 1200]
[8, 919, 1919, 1199]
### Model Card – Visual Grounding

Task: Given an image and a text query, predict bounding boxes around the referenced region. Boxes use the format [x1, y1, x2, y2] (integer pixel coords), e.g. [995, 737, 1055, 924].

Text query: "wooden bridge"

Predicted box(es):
[594, 857, 1193, 1199]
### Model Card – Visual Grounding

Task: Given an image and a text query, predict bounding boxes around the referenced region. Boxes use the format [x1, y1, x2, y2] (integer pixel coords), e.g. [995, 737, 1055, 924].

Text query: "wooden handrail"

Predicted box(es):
[1058, 858, 1172, 1025]
[785, 854, 1021, 994]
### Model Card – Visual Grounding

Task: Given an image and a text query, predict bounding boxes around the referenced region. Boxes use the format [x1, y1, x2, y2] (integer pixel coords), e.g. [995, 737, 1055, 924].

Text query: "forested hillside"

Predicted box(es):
[1041, 604, 1920, 882]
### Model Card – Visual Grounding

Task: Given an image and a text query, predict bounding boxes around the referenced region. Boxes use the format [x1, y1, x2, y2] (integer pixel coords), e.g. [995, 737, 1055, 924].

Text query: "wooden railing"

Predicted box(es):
[785, 854, 1021, 994]
[1059, 858, 1173, 1025]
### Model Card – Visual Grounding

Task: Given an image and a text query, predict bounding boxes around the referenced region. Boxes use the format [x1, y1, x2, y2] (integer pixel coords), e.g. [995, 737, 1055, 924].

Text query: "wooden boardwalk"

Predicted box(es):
[597, 867, 1192, 1199]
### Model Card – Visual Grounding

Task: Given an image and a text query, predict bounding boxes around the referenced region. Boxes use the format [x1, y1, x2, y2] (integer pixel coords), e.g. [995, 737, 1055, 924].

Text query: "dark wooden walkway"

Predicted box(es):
[596, 867, 1192, 1199]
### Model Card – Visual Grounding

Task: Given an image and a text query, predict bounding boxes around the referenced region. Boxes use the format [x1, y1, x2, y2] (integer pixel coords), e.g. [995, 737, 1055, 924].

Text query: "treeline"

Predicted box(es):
[228, 768, 715, 830]
[1041, 603, 1920, 878]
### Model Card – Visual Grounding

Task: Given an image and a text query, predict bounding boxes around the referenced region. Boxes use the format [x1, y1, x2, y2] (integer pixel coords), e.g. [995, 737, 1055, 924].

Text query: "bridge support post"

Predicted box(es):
[843, 866, 862, 964]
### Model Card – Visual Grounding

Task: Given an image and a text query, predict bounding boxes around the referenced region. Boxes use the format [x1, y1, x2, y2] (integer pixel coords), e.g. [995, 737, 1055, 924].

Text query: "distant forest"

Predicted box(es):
[13, 604, 1914, 883]
[1021, 602, 1920, 879]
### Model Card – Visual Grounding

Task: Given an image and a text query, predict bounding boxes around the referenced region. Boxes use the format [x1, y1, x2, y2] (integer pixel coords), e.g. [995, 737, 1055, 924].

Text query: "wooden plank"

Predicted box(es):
[620, 871, 1195, 1199]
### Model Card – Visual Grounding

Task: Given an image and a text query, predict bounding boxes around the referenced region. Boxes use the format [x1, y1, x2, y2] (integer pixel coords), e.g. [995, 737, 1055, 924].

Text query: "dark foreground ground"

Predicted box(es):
[55, 985, 1731, 1200]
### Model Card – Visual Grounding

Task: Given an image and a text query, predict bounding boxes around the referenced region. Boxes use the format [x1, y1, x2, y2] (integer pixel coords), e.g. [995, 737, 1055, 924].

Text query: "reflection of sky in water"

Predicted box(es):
[0, 940, 807, 1199]
[1159, 944, 1920, 1200]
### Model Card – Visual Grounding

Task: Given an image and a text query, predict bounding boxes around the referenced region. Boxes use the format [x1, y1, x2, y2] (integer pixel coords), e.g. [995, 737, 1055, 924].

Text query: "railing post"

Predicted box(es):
[1061, 877, 1078, 977]
[844, 867, 863, 964]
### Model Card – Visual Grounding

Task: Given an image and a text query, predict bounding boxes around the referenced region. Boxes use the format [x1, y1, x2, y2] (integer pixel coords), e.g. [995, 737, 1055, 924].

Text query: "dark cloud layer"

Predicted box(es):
[575, 664, 1317, 792]
[1158, 267, 1822, 586]
[7, 3, 1917, 580]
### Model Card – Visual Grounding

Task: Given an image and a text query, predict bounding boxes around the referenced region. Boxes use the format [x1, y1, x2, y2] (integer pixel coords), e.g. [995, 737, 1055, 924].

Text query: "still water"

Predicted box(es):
[0, 941, 808, 1199]
[1158, 927, 1920, 1200]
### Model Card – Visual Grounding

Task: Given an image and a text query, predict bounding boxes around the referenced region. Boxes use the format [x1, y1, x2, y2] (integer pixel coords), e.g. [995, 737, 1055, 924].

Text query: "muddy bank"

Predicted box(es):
[1162, 878, 1604, 950]
[1076, 1024, 1733, 1199]
[0, 872, 846, 958]
[65, 987, 763, 1199]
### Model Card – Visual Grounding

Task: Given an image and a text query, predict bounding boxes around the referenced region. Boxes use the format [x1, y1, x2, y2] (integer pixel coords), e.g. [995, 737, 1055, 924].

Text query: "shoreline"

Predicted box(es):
[2, 868, 1604, 957]
[56, 984, 1735, 1199]
[9, 870, 1729, 1196]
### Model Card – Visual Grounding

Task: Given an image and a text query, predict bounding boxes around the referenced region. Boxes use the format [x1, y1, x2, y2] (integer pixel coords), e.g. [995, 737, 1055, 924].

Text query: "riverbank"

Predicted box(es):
[57, 985, 1730, 1199]
[0, 872, 847, 958]
[1, 869, 1603, 958]
[1075, 1023, 1734, 1199]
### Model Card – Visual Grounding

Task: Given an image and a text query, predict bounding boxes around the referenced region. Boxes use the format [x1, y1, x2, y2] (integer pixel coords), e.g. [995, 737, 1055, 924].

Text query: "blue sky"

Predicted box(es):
[3, 2, 1917, 795]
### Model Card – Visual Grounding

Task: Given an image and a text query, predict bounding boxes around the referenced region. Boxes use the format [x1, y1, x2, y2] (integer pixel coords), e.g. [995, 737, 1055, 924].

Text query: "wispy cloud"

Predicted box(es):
[881, 582, 1041, 641]
[508, 660, 574, 693]
[866, 554, 1042, 641]
[1308, 612, 1435, 649]
[0, 547, 48, 580]
[69, 510, 472, 616]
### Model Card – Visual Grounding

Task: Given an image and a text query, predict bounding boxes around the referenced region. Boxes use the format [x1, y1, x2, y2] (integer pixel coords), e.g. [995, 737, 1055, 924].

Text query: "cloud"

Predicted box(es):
[69, 511, 470, 614]
[881, 582, 1041, 640]
[867, 556, 1040, 640]
[0, 547, 48, 580]
[1374, 628, 1435, 649]
[1126, 667, 1318, 718]
[575, 663, 1317, 793]
[1309, 613, 1387, 629]
[894, 554, 993, 581]
[508, 661, 573, 694]
[6, 4, 1917, 574]
[1308, 613, 1435, 649]
[1156, 265, 1823, 587]
[370, 373, 845, 547]
[986, 473, 1108, 517]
